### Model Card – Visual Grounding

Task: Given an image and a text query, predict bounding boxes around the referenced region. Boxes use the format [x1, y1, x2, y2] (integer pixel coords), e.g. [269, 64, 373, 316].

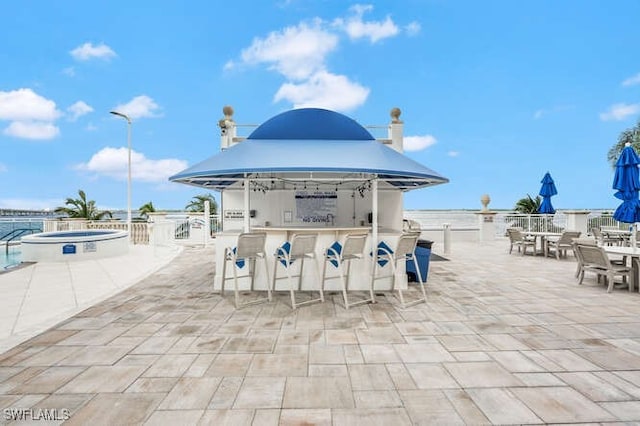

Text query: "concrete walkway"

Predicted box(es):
[2, 239, 640, 424]
[0, 245, 182, 353]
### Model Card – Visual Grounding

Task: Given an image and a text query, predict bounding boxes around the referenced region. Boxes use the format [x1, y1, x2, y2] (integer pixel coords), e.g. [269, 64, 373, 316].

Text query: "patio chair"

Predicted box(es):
[545, 231, 581, 260]
[591, 227, 622, 246]
[370, 232, 427, 308]
[272, 233, 323, 309]
[220, 232, 272, 308]
[506, 228, 536, 256]
[572, 238, 598, 279]
[575, 244, 632, 292]
[321, 232, 374, 309]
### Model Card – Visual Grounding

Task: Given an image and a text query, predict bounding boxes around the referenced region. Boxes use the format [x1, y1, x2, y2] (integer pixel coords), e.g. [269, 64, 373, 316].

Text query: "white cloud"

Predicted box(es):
[0, 89, 61, 140]
[337, 4, 399, 43]
[63, 67, 75, 77]
[0, 163, 7, 172]
[76, 147, 188, 183]
[274, 71, 369, 111]
[241, 21, 338, 80]
[447, 151, 460, 157]
[70, 42, 116, 61]
[600, 103, 640, 121]
[403, 134, 437, 151]
[3, 121, 59, 140]
[533, 109, 545, 119]
[0, 88, 61, 122]
[622, 72, 640, 87]
[112, 95, 161, 120]
[405, 21, 421, 36]
[86, 122, 98, 131]
[67, 101, 93, 121]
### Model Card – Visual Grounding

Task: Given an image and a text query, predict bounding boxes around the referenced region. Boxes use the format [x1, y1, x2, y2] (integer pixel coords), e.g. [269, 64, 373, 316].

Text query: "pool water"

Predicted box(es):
[1, 247, 21, 270]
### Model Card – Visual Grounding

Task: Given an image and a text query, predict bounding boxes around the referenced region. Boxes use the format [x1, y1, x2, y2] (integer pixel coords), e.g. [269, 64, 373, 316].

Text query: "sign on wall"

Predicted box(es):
[295, 191, 337, 224]
[224, 210, 244, 220]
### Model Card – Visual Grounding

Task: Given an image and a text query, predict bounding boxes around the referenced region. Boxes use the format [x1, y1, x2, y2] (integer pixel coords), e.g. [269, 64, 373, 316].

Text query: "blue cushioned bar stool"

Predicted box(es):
[220, 232, 271, 309]
[272, 233, 323, 309]
[321, 232, 374, 309]
[370, 232, 427, 308]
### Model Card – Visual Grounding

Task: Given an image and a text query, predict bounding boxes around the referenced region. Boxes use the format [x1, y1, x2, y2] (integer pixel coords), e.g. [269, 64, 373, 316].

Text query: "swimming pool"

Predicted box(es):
[1, 246, 22, 270]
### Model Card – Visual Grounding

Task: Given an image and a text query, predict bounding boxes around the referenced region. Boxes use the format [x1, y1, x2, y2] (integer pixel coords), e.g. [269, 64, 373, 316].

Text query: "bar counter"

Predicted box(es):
[213, 226, 405, 292]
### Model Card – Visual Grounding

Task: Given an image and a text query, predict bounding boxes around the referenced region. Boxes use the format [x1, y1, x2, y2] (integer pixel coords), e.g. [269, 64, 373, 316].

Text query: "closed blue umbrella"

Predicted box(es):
[537, 172, 557, 214]
[613, 144, 640, 224]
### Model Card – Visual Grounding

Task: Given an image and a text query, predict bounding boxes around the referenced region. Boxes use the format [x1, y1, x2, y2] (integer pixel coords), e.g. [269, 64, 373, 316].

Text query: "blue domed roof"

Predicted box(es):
[247, 108, 374, 140]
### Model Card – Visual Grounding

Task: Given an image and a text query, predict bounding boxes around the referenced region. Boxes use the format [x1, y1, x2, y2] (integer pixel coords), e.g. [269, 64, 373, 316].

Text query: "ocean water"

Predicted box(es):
[0, 219, 44, 241]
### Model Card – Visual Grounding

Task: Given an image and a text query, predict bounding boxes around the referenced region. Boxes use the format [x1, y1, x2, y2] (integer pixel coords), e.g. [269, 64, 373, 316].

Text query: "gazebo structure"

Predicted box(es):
[170, 106, 448, 292]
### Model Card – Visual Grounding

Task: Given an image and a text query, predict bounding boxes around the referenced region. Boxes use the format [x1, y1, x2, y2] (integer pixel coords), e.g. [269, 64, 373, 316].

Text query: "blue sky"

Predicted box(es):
[2, 0, 640, 212]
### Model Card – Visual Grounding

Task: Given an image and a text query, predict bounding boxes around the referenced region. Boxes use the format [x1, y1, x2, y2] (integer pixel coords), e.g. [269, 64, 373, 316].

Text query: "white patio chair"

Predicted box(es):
[576, 244, 632, 293]
[370, 232, 427, 308]
[272, 233, 323, 309]
[506, 228, 536, 256]
[592, 227, 623, 246]
[220, 232, 272, 308]
[321, 233, 373, 309]
[545, 231, 581, 260]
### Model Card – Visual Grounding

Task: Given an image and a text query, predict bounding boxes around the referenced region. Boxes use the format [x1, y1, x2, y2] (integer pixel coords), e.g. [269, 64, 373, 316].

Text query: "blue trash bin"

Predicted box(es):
[406, 240, 433, 283]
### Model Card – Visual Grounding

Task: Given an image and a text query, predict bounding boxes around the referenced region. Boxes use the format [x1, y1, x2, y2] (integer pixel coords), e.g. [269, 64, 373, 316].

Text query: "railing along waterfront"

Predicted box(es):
[404, 210, 621, 237]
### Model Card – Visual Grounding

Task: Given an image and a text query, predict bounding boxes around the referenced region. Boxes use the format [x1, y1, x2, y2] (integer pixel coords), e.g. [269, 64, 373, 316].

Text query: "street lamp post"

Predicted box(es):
[110, 111, 132, 244]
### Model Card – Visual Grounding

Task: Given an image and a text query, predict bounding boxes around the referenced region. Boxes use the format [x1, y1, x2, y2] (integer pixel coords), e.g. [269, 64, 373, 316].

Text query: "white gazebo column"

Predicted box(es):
[244, 178, 250, 232]
[371, 178, 379, 256]
[564, 210, 590, 235]
[475, 194, 497, 242]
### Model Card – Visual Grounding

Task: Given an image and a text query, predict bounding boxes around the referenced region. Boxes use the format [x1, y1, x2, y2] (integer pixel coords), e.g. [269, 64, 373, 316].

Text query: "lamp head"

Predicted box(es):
[110, 110, 131, 123]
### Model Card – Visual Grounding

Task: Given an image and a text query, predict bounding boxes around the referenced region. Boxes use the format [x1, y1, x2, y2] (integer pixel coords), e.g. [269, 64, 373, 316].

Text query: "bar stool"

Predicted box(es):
[220, 232, 271, 309]
[272, 233, 323, 309]
[370, 232, 427, 308]
[321, 232, 374, 309]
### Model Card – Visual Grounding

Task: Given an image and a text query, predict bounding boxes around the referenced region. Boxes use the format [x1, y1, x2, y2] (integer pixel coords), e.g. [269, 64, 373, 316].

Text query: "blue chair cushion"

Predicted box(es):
[232, 247, 245, 268]
[370, 241, 393, 267]
[276, 242, 294, 267]
[327, 241, 342, 267]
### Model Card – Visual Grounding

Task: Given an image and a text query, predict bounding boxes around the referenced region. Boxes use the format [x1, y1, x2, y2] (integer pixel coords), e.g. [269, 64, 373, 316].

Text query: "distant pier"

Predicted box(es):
[0, 209, 58, 217]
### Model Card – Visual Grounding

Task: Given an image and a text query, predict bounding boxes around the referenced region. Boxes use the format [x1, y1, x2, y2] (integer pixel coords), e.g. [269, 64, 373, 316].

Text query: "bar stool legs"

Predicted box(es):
[371, 234, 427, 308]
[321, 234, 374, 310]
[219, 232, 272, 309]
[273, 234, 323, 309]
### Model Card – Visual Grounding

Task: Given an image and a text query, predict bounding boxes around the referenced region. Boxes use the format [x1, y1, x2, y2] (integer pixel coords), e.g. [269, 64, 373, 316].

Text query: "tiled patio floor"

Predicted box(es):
[2, 239, 640, 424]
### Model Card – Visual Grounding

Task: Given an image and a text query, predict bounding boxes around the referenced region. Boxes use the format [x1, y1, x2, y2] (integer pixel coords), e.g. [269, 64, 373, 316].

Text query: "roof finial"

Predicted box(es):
[390, 107, 402, 123]
[222, 105, 234, 120]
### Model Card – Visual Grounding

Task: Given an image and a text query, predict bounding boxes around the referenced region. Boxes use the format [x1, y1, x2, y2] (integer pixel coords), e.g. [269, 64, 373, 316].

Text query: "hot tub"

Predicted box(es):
[21, 230, 129, 262]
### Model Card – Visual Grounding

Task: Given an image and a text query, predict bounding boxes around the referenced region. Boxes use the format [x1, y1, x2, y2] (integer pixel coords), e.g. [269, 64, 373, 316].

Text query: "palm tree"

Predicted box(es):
[608, 118, 640, 167]
[185, 193, 217, 213]
[514, 194, 542, 214]
[55, 189, 112, 220]
[138, 201, 156, 219]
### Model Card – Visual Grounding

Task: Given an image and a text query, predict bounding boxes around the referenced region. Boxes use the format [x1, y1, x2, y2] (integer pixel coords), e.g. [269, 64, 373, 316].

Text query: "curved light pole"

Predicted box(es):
[110, 111, 132, 244]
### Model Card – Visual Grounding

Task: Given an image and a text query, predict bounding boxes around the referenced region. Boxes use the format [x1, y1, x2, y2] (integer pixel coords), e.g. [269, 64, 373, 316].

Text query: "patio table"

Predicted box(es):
[603, 245, 639, 291]
[523, 231, 562, 257]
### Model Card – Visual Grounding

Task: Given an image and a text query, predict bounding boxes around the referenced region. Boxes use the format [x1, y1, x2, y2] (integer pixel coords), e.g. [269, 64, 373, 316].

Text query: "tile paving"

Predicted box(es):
[2, 239, 640, 424]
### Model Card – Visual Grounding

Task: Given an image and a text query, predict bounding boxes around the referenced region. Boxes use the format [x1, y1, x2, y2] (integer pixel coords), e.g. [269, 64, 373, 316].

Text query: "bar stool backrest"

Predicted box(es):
[396, 232, 420, 256]
[289, 233, 318, 258]
[342, 233, 368, 258]
[236, 232, 267, 258]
